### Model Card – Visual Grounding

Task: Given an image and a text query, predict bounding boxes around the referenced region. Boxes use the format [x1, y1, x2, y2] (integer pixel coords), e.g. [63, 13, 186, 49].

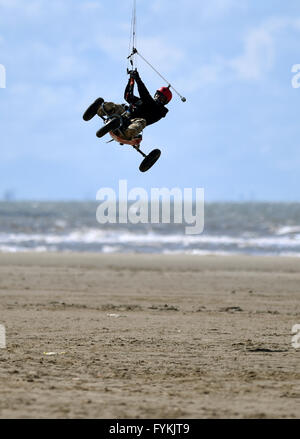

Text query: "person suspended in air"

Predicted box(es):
[82, 69, 172, 140]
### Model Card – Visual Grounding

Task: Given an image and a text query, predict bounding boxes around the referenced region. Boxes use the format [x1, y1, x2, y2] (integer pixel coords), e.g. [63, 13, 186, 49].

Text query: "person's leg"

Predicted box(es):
[97, 102, 125, 117]
[124, 118, 147, 139]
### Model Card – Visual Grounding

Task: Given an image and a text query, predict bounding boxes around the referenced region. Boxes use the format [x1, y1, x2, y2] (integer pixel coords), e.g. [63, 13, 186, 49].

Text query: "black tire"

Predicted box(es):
[83, 98, 104, 121]
[96, 117, 121, 138]
[139, 149, 161, 173]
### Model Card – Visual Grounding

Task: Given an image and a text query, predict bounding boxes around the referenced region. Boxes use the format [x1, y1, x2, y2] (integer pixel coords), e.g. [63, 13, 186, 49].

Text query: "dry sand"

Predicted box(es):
[0, 252, 299, 419]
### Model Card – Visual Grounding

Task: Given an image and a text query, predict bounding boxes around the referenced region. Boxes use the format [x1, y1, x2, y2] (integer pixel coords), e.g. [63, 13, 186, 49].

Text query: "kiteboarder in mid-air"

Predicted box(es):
[83, 69, 173, 140]
[82, 0, 186, 172]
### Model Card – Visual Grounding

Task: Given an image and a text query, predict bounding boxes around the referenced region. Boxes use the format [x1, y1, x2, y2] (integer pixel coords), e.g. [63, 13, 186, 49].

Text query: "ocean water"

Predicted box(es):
[0, 201, 300, 256]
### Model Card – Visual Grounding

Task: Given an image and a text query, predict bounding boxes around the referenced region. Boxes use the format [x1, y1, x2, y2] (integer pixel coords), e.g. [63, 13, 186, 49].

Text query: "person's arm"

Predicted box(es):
[130, 70, 153, 102]
[124, 76, 140, 104]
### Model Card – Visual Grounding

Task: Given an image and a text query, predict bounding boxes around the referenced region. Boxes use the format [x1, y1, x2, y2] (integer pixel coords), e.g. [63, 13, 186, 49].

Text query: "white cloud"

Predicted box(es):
[95, 36, 129, 61]
[136, 37, 185, 73]
[0, 0, 102, 21]
[229, 28, 275, 80]
[95, 35, 185, 77]
[176, 58, 225, 93]
[201, 0, 246, 20]
[178, 15, 300, 92]
[0, 0, 19, 7]
[79, 1, 103, 12]
[150, 0, 246, 20]
[48, 55, 89, 80]
[230, 17, 300, 80]
[0, 0, 43, 17]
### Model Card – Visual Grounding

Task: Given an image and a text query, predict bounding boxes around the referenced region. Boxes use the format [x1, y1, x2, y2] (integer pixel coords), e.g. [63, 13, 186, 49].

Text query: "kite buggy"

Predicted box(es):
[83, 1, 186, 172]
[83, 93, 163, 173]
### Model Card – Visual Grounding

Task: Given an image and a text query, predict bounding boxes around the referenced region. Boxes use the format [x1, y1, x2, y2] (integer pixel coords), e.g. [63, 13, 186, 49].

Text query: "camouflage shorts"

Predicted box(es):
[124, 118, 147, 139]
[97, 102, 125, 117]
[97, 101, 146, 139]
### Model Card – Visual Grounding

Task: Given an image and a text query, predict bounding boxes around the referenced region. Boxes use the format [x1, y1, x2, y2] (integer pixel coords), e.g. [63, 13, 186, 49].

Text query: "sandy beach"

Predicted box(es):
[0, 252, 299, 419]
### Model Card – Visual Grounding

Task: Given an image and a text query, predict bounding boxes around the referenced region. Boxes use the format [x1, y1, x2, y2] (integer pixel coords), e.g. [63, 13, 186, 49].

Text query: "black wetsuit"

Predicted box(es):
[124, 77, 168, 126]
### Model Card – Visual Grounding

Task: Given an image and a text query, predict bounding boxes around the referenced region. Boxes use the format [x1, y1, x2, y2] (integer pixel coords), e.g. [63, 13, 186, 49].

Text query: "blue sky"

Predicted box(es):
[0, 0, 300, 201]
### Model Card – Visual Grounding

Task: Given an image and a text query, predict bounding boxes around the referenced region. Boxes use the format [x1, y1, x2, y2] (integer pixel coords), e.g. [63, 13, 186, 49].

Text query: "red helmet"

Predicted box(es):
[155, 86, 172, 104]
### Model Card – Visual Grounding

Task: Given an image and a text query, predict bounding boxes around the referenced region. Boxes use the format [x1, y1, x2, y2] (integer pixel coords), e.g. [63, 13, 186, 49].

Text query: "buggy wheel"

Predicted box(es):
[139, 149, 161, 173]
[82, 98, 104, 121]
[96, 117, 121, 138]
